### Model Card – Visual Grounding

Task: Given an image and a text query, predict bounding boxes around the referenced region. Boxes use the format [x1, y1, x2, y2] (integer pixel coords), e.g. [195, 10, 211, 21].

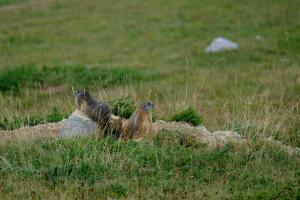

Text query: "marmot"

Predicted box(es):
[121, 102, 155, 140]
[74, 90, 111, 136]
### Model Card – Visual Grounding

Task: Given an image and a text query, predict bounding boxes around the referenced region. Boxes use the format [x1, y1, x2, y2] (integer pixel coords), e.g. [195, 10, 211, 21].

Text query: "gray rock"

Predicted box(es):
[213, 131, 241, 139]
[196, 125, 212, 135]
[255, 35, 264, 41]
[266, 137, 300, 155]
[60, 110, 96, 138]
[212, 131, 241, 144]
[205, 37, 238, 53]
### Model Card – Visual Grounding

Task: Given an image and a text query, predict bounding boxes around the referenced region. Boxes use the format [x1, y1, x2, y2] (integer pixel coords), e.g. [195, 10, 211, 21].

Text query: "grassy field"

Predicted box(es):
[0, 0, 299, 199]
[1, 135, 299, 199]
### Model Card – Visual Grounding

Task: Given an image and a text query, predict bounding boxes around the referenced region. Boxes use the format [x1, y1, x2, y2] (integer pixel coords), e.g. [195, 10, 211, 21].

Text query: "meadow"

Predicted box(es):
[0, 0, 299, 199]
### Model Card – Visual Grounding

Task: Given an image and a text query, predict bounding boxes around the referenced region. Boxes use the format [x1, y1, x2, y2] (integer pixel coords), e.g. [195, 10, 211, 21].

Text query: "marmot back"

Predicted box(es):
[121, 102, 154, 140]
[74, 90, 111, 135]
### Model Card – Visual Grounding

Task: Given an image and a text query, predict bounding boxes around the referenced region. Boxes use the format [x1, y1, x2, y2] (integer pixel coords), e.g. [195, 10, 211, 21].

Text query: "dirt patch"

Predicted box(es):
[0, 121, 63, 144]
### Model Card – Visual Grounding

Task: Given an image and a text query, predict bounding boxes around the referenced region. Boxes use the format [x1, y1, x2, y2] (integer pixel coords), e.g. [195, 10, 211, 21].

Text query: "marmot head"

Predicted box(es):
[140, 102, 155, 112]
[74, 90, 93, 109]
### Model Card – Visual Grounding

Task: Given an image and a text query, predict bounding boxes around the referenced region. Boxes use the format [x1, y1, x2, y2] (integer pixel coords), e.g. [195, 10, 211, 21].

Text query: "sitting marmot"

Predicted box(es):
[74, 90, 111, 136]
[121, 102, 154, 140]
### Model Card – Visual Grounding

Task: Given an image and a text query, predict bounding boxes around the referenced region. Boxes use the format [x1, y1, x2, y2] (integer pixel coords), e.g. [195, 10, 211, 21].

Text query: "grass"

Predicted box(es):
[0, 64, 161, 92]
[111, 96, 136, 119]
[0, 0, 22, 6]
[171, 107, 203, 126]
[0, 134, 299, 199]
[0, 0, 299, 198]
[0, 107, 69, 130]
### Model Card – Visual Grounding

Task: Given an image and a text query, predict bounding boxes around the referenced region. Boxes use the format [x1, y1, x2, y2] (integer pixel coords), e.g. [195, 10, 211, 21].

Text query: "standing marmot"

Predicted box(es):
[74, 90, 111, 136]
[121, 102, 154, 140]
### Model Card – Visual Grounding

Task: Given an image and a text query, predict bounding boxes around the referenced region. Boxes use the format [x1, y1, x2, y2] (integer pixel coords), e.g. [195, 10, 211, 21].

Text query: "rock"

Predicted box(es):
[265, 137, 300, 155]
[213, 131, 241, 139]
[196, 125, 210, 134]
[255, 35, 264, 41]
[153, 121, 243, 147]
[59, 110, 97, 138]
[212, 131, 241, 145]
[204, 37, 238, 53]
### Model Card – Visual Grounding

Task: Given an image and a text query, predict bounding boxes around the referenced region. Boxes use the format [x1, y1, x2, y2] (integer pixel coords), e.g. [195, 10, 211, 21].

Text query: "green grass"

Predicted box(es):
[111, 96, 136, 119]
[0, 0, 300, 198]
[0, 64, 161, 92]
[0, 134, 299, 199]
[171, 107, 203, 126]
[0, 0, 23, 6]
[0, 107, 69, 130]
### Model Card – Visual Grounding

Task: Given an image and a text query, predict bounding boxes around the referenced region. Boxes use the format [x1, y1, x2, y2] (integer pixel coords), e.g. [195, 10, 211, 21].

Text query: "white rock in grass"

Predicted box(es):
[60, 110, 96, 138]
[205, 37, 239, 53]
[255, 35, 264, 41]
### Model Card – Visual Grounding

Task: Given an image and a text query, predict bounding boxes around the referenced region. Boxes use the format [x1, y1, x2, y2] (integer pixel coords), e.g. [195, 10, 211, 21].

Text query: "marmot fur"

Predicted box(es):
[121, 102, 154, 140]
[74, 90, 111, 136]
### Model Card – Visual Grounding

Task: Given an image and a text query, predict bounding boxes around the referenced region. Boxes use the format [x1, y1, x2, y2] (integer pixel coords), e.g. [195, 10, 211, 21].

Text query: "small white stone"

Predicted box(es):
[205, 37, 239, 53]
[255, 35, 264, 41]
